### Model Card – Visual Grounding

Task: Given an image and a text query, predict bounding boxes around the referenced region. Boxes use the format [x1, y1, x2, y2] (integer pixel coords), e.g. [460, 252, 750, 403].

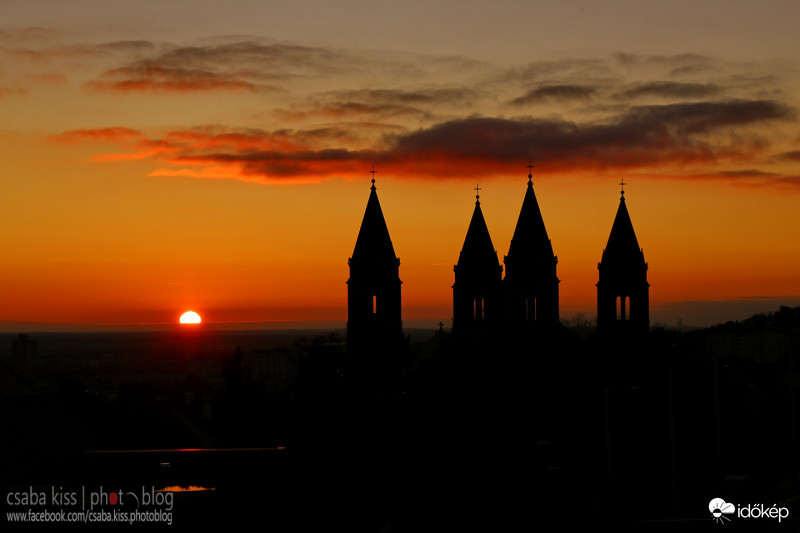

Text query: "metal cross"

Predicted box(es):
[369, 165, 377, 188]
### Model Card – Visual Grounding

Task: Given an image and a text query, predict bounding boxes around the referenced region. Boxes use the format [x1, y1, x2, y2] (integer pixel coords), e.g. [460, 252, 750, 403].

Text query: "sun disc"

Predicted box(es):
[180, 311, 202, 324]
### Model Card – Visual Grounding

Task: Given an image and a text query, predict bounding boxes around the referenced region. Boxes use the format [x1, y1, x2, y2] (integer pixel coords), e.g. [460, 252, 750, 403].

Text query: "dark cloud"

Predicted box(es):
[146, 99, 795, 180]
[86, 65, 263, 93]
[775, 150, 800, 162]
[669, 64, 720, 77]
[149, 41, 358, 76]
[613, 52, 714, 68]
[80, 41, 388, 93]
[275, 102, 432, 122]
[274, 87, 478, 124]
[57, 98, 794, 181]
[386, 100, 793, 167]
[614, 81, 721, 100]
[329, 88, 479, 106]
[492, 58, 614, 85]
[509, 85, 596, 106]
[613, 100, 793, 139]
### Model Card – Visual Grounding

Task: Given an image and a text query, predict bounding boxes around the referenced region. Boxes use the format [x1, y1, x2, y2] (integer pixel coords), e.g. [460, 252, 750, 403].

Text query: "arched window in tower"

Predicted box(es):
[474, 297, 485, 321]
[371, 294, 377, 315]
[616, 296, 629, 321]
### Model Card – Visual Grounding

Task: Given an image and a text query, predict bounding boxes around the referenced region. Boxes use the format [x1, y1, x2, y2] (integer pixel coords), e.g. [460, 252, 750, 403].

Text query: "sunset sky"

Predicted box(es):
[1, 0, 799, 329]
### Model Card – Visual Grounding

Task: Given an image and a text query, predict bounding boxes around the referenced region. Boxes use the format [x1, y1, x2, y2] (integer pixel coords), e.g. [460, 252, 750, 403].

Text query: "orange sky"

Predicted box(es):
[1, 2, 799, 329]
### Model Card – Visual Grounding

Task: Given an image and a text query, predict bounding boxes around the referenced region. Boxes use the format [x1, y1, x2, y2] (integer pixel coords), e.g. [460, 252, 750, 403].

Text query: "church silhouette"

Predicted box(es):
[347, 164, 650, 351]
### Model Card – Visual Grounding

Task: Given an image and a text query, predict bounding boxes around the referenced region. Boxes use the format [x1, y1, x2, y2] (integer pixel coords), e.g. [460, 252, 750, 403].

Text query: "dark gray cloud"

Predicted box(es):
[329, 88, 479, 106]
[613, 52, 715, 68]
[387, 100, 793, 165]
[668, 64, 720, 77]
[153, 41, 353, 73]
[275, 102, 432, 122]
[128, 98, 794, 180]
[490, 58, 615, 86]
[86, 64, 266, 92]
[614, 81, 722, 100]
[275, 87, 480, 123]
[509, 85, 596, 106]
[613, 99, 793, 138]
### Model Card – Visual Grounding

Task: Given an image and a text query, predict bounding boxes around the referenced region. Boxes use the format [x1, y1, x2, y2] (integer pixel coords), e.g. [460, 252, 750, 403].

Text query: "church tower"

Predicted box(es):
[347, 169, 402, 353]
[452, 186, 503, 334]
[596, 181, 649, 334]
[503, 164, 560, 328]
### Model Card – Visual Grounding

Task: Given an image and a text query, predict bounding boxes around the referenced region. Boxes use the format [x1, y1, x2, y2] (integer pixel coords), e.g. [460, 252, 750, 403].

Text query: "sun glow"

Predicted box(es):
[179, 310, 202, 324]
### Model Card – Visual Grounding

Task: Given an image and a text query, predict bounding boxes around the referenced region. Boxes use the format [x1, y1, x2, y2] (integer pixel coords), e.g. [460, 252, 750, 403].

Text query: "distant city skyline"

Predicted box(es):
[1, 1, 799, 330]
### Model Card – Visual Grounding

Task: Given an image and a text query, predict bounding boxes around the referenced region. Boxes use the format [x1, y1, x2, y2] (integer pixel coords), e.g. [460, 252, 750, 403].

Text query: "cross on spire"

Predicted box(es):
[369, 165, 378, 190]
[527, 160, 534, 184]
[619, 178, 626, 197]
[474, 183, 481, 203]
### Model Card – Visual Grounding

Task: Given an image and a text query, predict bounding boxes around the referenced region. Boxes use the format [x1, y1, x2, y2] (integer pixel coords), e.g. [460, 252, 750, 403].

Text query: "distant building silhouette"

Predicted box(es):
[503, 167, 560, 329]
[596, 182, 649, 334]
[346, 172, 403, 354]
[452, 186, 503, 334]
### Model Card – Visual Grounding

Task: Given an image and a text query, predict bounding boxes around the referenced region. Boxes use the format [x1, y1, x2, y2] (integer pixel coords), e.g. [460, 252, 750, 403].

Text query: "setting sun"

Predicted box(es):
[179, 311, 202, 324]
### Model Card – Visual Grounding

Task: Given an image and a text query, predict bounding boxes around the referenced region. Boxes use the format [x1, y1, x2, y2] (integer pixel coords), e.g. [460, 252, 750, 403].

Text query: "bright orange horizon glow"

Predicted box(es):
[179, 311, 202, 324]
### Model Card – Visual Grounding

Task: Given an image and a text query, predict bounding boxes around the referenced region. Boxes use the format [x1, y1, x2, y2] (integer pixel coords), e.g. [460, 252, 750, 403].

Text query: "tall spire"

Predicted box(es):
[347, 167, 403, 354]
[503, 162, 560, 325]
[453, 186, 503, 333]
[351, 168, 396, 266]
[506, 164, 555, 270]
[457, 189, 499, 273]
[597, 180, 649, 334]
[601, 183, 644, 269]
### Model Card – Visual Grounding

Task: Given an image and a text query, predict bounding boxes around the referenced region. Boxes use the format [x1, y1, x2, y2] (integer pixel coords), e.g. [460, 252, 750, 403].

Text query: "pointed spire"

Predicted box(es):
[351, 167, 396, 265]
[601, 180, 645, 267]
[456, 187, 500, 272]
[505, 163, 555, 274]
[596, 179, 649, 334]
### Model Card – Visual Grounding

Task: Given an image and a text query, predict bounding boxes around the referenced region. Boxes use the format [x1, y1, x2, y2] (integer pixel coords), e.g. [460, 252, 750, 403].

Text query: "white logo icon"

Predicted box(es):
[709, 498, 736, 524]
